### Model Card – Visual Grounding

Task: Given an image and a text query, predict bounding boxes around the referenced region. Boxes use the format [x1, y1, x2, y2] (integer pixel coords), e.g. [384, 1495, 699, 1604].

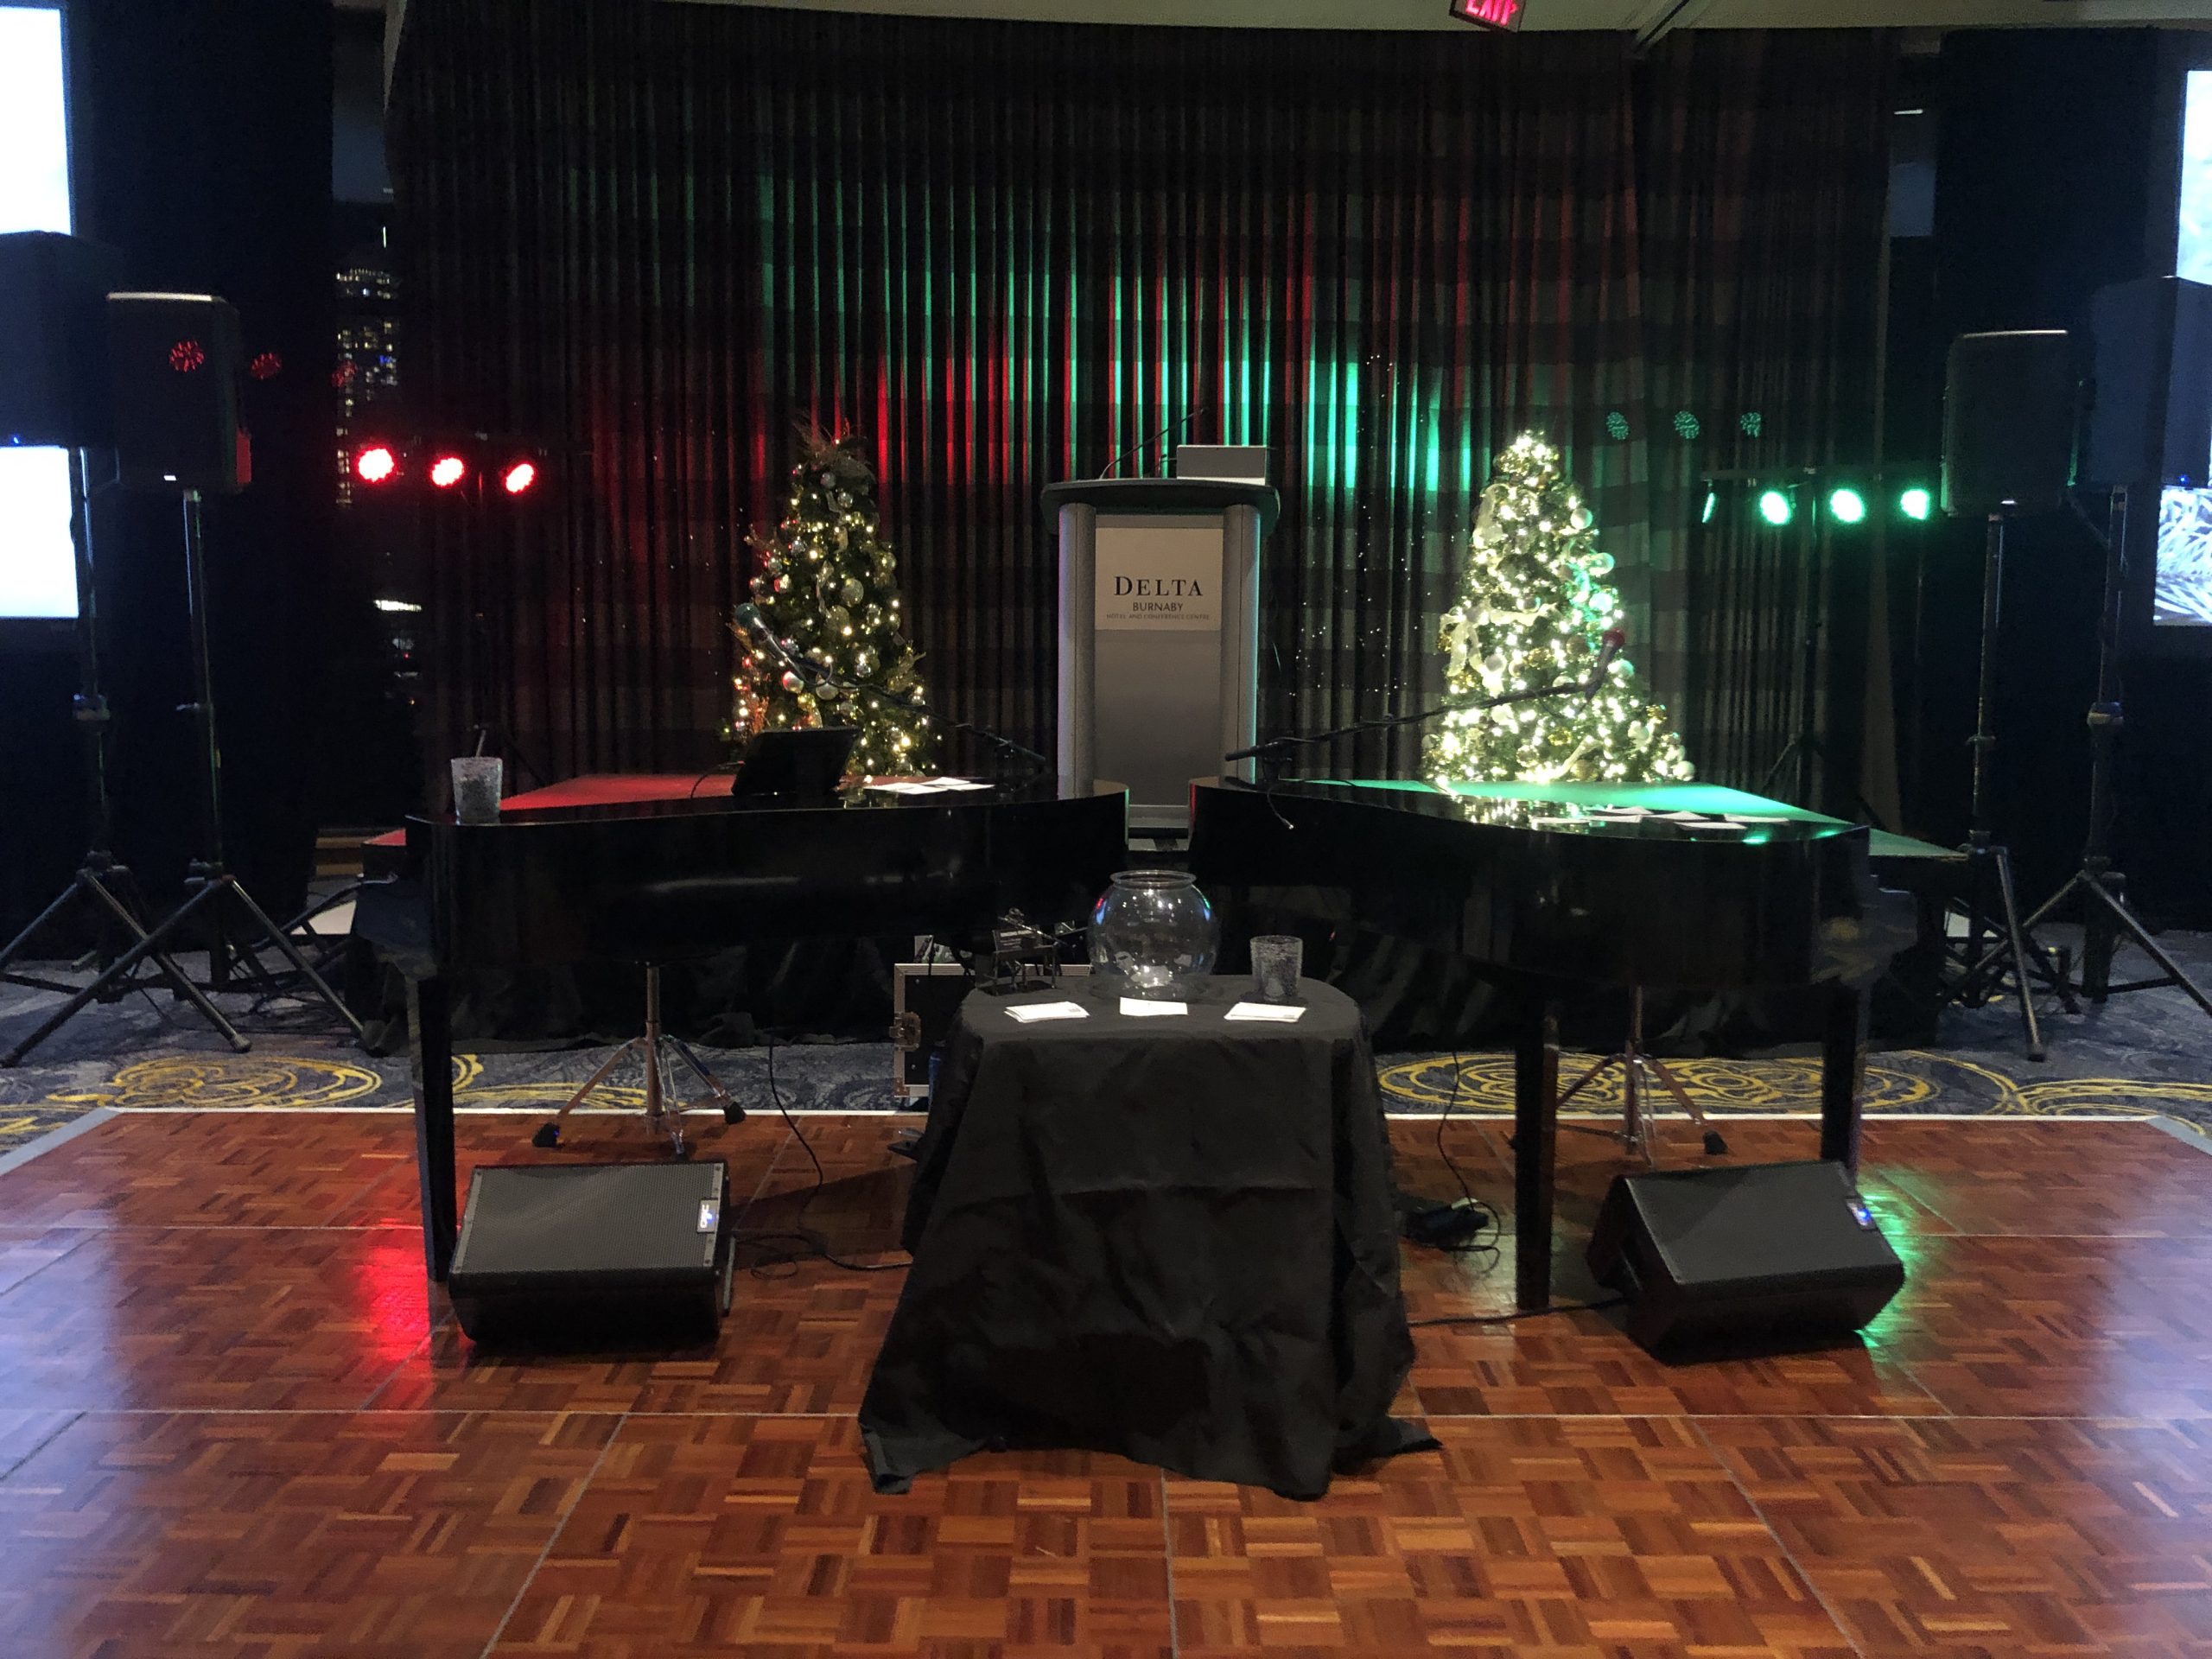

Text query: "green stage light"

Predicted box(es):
[1827, 486, 1867, 525]
[1756, 487, 1795, 528]
[1898, 486, 1934, 522]
[1700, 489, 1718, 524]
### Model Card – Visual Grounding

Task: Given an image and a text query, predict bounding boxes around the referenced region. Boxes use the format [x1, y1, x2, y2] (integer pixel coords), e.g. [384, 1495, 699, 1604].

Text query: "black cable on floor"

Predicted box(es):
[1410, 1295, 1623, 1329]
[1400, 1047, 1501, 1265]
[1435, 1046, 1477, 1206]
[727, 1032, 910, 1275]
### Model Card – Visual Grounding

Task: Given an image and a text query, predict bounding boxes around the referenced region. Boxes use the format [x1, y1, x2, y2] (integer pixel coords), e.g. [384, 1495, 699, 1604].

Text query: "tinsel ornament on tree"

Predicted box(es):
[1424, 434, 1694, 786]
[731, 435, 936, 775]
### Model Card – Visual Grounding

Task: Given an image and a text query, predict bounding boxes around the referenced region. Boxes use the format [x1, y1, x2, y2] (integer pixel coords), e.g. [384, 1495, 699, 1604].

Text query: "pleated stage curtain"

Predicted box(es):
[388, 2, 1893, 790]
[1644, 34, 1898, 809]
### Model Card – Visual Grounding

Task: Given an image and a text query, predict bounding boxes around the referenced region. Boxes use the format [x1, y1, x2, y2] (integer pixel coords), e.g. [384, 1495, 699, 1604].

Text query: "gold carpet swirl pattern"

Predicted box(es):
[55, 1056, 390, 1111]
[51, 1052, 664, 1114]
[14, 1049, 2198, 1125]
[1370, 1052, 2168, 1117]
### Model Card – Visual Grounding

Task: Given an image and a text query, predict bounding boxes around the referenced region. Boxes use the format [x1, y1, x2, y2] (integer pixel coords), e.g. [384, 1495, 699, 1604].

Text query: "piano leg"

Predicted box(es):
[1820, 983, 1870, 1174]
[1513, 995, 1561, 1312]
[409, 975, 459, 1281]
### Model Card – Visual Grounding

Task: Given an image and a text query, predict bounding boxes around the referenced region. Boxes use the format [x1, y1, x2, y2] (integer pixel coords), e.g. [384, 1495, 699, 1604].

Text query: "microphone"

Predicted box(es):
[1585, 627, 1626, 695]
[953, 721, 1050, 774]
[1097, 405, 1211, 480]
[1223, 735, 1296, 764]
[736, 603, 841, 696]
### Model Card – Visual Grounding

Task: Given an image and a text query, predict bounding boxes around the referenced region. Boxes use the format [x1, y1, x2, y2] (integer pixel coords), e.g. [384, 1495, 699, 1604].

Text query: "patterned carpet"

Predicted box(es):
[1376, 1048, 2212, 1120]
[3, 925, 2209, 1154]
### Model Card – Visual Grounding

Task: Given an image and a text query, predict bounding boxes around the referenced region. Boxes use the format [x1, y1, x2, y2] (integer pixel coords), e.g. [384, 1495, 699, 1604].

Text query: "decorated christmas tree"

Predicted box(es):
[733, 435, 936, 775]
[1424, 434, 1694, 786]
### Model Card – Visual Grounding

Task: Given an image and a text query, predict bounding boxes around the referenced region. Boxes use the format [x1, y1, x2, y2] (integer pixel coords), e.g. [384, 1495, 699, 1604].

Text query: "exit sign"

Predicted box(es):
[1449, 0, 1523, 27]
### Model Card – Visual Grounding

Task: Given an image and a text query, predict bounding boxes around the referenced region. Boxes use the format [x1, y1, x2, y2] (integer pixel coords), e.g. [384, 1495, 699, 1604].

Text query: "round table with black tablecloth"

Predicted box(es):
[860, 976, 1433, 1500]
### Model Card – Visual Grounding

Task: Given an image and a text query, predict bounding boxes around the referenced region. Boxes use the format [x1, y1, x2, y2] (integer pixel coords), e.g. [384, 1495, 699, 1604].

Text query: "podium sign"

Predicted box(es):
[1096, 524, 1221, 630]
[1043, 479, 1281, 832]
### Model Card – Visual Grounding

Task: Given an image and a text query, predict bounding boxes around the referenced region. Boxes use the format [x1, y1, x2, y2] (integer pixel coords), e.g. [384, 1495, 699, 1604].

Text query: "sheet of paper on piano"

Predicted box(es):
[865, 778, 992, 796]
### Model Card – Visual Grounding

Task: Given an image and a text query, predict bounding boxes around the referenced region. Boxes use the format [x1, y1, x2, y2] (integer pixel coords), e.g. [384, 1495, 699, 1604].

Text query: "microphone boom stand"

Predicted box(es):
[1225, 661, 1620, 774]
[738, 606, 1047, 781]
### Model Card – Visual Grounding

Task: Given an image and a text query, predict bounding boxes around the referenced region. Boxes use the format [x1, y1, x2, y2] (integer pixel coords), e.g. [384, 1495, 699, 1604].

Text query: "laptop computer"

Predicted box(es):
[728, 727, 858, 809]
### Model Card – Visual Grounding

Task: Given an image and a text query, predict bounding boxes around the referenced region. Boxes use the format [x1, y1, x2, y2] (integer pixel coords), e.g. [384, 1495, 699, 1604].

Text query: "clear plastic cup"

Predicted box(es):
[450, 755, 505, 825]
[1250, 935, 1303, 1003]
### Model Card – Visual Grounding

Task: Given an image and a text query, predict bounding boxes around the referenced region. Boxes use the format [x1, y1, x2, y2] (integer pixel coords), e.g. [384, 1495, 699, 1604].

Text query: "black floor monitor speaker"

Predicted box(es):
[2085, 276, 2212, 488]
[1942, 329, 2079, 517]
[1586, 1160, 1904, 1354]
[0, 232, 121, 448]
[106, 292, 246, 493]
[448, 1161, 735, 1347]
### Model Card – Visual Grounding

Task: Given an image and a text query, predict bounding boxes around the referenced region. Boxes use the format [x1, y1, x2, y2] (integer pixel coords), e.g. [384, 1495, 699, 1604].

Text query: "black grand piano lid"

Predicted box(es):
[423, 774, 1118, 829]
[1259, 779, 1858, 844]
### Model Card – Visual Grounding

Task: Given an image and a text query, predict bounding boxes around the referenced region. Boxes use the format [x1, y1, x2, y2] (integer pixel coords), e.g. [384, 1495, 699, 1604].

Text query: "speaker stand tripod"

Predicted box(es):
[2006, 486, 2212, 1022]
[5, 492, 366, 1064]
[1940, 512, 2078, 1061]
[165, 491, 368, 1026]
[0, 453, 247, 1068]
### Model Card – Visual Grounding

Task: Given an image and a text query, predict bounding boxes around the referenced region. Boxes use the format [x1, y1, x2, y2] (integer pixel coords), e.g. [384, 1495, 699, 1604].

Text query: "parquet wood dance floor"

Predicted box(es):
[2, 1107, 2209, 1656]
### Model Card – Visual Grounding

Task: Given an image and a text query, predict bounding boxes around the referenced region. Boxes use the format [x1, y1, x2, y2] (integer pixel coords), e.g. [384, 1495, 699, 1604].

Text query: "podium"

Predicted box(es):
[1042, 479, 1281, 832]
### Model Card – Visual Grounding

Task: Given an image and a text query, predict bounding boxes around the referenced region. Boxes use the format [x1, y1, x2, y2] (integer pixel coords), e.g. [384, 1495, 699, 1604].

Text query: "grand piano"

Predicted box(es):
[382, 773, 1128, 1280]
[1188, 776, 1919, 1310]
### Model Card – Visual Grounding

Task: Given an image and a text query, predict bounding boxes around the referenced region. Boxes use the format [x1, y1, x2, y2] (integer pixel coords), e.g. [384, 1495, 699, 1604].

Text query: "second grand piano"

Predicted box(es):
[1189, 776, 1915, 1309]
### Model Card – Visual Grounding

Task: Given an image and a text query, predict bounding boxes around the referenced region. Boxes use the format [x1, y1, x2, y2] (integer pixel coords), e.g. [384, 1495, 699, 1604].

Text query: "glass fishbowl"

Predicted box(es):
[1088, 870, 1218, 1001]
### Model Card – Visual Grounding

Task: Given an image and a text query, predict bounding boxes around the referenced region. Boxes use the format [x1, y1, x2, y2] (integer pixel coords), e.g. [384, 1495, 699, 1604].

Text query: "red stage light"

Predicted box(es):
[429, 454, 468, 489]
[169, 339, 206, 374]
[354, 445, 398, 484]
[501, 460, 537, 496]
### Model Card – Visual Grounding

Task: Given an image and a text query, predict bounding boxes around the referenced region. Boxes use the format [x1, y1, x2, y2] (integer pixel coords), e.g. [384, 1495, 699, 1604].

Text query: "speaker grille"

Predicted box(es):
[1588, 1160, 1904, 1352]
[107, 292, 244, 493]
[1942, 329, 2079, 517]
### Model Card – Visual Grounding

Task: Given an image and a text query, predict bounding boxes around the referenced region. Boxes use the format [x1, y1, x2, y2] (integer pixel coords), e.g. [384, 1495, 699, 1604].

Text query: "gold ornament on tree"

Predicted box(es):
[1423, 433, 1693, 788]
[731, 429, 937, 772]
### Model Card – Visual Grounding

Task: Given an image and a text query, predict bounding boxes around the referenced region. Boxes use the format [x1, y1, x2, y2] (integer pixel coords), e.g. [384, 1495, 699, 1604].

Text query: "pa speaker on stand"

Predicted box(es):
[1999, 277, 2212, 1027]
[6, 294, 366, 1061]
[0, 237, 249, 1068]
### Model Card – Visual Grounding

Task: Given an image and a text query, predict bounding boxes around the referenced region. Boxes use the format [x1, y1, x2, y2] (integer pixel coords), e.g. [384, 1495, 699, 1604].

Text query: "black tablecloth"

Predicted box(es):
[859, 976, 1431, 1499]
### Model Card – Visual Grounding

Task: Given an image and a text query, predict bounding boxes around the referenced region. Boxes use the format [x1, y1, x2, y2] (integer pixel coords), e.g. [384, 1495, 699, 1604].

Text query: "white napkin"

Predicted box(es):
[1225, 1001, 1306, 1023]
[1119, 999, 1188, 1018]
[1005, 1000, 1089, 1024]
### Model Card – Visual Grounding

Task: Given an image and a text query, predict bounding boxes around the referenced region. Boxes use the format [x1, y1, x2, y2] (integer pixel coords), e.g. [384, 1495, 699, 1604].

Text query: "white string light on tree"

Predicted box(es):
[1426, 434, 1693, 786]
